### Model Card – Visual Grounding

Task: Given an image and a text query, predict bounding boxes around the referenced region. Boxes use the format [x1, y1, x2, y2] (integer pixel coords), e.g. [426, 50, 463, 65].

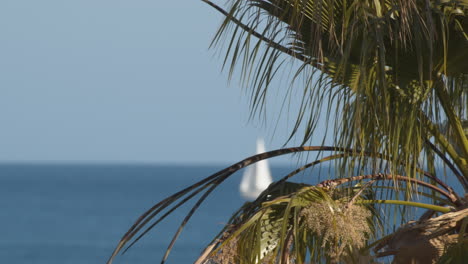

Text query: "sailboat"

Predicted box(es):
[239, 138, 273, 200]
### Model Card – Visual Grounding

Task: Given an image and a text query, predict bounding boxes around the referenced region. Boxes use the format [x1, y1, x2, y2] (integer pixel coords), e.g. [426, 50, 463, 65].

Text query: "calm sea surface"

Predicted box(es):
[0, 164, 295, 264]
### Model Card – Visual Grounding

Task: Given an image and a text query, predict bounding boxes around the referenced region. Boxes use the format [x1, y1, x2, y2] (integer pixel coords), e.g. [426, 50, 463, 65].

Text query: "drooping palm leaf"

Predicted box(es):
[209, 0, 468, 188]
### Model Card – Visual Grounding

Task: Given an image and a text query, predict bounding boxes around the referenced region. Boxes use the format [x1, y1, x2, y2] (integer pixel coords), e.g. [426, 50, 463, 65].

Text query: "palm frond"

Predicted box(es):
[209, 0, 468, 190]
[107, 146, 353, 264]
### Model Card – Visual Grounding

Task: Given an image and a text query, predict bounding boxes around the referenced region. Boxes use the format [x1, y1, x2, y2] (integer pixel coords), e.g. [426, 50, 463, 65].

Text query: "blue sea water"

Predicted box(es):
[0, 164, 294, 264]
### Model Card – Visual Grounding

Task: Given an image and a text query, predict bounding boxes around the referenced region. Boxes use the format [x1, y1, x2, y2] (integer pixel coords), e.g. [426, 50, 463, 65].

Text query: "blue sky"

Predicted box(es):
[0, 1, 325, 164]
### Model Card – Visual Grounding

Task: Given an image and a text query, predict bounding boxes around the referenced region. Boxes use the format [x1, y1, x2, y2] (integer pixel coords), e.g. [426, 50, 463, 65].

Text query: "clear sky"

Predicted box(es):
[0, 1, 325, 164]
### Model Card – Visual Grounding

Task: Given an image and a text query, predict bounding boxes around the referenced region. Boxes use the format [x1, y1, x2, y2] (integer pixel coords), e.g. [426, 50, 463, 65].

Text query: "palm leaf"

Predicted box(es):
[208, 0, 468, 189]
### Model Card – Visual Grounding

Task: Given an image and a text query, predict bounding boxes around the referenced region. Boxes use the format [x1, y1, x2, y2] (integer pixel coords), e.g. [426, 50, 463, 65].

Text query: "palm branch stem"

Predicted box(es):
[108, 143, 463, 263]
[121, 177, 218, 255]
[358, 200, 452, 213]
[317, 173, 459, 205]
[248, 151, 455, 219]
[160, 180, 221, 264]
[425, 139, 468, 192]
[279, 228, 294, 264]
[107, 167, 225, 263]
[374, 250, 399, 258]
[422, 114, 468, 179]
[346, 179, 377, 207]
[209, 209, 266, 257]
[369, 185, 453, 206]
[202, 0, 321, 66]
[253, 153, 347, 201]
[108, 146, 355, 263]
[195, 154, 351, 263]
[435, 79, 468, 158]
[367, 233, 394, 253]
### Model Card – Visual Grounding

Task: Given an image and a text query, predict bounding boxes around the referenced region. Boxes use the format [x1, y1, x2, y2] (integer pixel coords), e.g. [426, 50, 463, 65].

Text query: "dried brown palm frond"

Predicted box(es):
[374, 207, 468, 264]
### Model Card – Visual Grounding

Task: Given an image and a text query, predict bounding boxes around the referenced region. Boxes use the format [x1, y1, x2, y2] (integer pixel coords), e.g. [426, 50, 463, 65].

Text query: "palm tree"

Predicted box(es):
[108, 0, 468, 263]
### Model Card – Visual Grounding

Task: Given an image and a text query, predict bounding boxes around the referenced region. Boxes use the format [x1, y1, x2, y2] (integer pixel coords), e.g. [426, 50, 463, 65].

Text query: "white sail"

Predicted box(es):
[240, 139, 273, 200]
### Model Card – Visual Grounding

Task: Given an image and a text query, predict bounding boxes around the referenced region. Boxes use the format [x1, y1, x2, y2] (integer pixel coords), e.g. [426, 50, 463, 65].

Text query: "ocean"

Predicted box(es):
[0, 164, 295, 264]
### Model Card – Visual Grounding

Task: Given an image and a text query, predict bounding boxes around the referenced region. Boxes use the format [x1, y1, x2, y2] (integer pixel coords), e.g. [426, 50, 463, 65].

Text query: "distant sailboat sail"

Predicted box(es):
[239, 139, 273, 200]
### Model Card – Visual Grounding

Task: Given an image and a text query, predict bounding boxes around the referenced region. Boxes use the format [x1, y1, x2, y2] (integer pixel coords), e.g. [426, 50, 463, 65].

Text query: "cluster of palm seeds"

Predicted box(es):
[211, 232, 239, 264]
[301, 201, 371, 260]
